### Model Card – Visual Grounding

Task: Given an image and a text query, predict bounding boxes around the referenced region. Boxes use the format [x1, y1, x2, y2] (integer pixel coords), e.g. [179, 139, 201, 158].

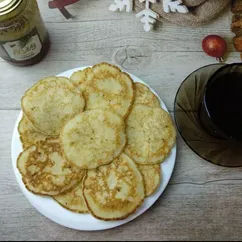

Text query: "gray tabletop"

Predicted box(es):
[1, 1, 242, 241]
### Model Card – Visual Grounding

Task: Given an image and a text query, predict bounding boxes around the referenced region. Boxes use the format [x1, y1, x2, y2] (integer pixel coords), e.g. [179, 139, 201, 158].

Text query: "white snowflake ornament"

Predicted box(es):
[109, 0, 189, 32]
[109, 0, 133, 12]
[163, 0, 189, 13]
[136, 0, 159, 32]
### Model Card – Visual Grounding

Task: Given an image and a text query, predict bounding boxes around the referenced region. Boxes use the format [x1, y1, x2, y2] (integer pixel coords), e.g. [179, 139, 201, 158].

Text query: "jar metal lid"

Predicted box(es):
[0, 0, 22, 16]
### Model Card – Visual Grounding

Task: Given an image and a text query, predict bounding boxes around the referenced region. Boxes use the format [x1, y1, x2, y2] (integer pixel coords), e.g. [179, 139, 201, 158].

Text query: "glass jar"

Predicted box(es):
[0, 0, 50, 66]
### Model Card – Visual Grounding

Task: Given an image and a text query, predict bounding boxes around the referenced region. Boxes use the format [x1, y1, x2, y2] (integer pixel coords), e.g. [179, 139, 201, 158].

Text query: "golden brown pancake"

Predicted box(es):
[125, 104, 176, 165]
[54, 176, 88, 213]
[134, 83, 160, 108]
[60, 109, 126, 169]
[21, 76, 85, 136]
[138, 164, 161, 197]
[83, 153, 145, 221]
[17, 139, 84, 196]
[70, 67, 92, 93]
[18, 115, 49, 149]
[82, 63, 134, 118]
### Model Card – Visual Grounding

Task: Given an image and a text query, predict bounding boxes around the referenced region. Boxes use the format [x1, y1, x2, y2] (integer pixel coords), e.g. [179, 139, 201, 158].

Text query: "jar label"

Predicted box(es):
[0, 28, 42, 61]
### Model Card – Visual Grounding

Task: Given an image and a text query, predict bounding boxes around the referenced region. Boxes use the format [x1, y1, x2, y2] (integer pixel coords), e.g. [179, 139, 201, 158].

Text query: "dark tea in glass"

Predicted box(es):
[200, 64, 242, 140]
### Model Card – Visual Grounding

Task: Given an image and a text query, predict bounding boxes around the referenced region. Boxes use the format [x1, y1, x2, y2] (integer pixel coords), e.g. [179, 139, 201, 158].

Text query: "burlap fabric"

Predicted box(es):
[134, 0, 231, 27]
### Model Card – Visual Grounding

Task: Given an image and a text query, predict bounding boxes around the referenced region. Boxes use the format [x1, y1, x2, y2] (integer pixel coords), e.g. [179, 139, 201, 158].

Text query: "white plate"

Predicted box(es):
[11, 67, 177, 231]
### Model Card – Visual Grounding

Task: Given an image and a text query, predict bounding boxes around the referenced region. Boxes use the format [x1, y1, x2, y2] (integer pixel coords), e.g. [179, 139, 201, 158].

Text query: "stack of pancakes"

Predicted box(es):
[17, 63, 176, 221]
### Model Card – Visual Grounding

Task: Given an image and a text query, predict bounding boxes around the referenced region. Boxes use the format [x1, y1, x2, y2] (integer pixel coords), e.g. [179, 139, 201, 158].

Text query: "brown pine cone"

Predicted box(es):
[231, 14, 242, 36]
[232, 0, 242, 13]
[233, 36, 242, 51]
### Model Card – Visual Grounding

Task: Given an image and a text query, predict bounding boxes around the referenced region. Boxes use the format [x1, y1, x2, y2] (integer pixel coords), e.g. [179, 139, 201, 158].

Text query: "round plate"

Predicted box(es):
[174, 64, 242, 167]
[12, 67, 177, 231]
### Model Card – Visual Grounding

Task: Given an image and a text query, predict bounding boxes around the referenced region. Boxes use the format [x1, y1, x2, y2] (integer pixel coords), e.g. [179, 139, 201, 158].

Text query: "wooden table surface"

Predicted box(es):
[1, 1, 242, 241]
